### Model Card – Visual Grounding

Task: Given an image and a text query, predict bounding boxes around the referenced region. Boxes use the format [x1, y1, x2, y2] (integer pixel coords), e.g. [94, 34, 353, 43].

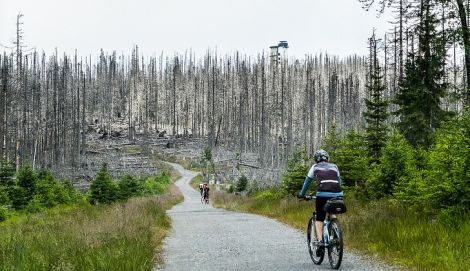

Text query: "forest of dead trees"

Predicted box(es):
[0, 45, 371, 171]
[2, 0, 469, 172]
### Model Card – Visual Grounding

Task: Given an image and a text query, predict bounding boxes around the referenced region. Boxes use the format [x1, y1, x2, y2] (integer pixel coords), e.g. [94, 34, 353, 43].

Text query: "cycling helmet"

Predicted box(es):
[314, 149, 329, 163]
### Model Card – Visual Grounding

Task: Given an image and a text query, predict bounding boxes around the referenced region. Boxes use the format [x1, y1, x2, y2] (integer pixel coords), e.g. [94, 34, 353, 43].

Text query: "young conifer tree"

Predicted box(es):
[89, 163, 118, 204]
[363, 33, 389, 164]
[394, 0, 451, 148]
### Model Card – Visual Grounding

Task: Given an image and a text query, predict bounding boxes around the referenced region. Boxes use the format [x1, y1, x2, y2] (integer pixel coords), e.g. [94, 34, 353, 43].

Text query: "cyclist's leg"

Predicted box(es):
[315, 197, 332, 242]
[315, 221, 324, 242]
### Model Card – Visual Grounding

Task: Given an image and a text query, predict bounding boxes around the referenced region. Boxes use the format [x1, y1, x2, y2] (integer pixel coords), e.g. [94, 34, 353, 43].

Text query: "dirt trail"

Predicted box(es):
[157, 162, 398, 271]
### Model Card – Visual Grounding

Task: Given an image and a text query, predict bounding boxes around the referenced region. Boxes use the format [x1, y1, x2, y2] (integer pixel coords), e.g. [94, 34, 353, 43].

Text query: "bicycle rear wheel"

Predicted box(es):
[307, 216, 324, 265]
[327, 219, 343, 269]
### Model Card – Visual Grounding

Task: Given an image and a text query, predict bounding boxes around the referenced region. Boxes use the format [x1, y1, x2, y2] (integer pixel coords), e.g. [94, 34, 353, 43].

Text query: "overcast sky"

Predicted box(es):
[1, 0, 392, 58]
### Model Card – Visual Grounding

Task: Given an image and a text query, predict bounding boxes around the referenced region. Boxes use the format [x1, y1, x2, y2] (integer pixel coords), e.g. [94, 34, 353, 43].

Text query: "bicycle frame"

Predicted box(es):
[302, 195, 343, 269]
[322, 216, 332, 246]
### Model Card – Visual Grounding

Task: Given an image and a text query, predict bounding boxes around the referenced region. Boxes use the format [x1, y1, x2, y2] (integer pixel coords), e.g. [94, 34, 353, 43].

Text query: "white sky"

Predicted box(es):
[0, 0, 392, 58]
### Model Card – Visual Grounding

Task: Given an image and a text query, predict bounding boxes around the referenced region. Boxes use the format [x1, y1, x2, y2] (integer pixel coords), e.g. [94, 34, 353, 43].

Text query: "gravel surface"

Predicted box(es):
[157, 163, 400, 271]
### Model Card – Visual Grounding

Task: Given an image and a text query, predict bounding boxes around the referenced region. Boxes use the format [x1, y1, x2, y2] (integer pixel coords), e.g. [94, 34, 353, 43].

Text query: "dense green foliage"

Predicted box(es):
[89, 163, 172, 204]
[118, 174, 141, 200]
[0, 161, 173, 222]
[365, 132, 417, 199]
[235, 175, 248, 192]
[281, 148, 312, 195]
[395, 111, 470, 216]
[333, 129, 369, 187]
[89, 163, 119, 204]
[0, 162, 84, 219]
[305, 109, 470, 218]
[139, 172, 172, 195]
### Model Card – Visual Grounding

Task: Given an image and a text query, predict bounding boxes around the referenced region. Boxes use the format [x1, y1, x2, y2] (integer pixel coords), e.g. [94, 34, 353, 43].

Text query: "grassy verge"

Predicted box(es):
[0, 185, 183, 270]
[189, 174, 204, 191]
[153, 159, 182, 182]
[212, 189, 469, 271]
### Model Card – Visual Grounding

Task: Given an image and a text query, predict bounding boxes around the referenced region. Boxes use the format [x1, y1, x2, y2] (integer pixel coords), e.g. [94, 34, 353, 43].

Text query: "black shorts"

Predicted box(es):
[316, 196, 334, 222]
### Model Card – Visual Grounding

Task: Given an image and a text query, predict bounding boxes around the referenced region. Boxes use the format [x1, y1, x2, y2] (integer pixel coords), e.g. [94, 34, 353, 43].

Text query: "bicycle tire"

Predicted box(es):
[327, 219, 343, 269]
[307, 215, 324, 265]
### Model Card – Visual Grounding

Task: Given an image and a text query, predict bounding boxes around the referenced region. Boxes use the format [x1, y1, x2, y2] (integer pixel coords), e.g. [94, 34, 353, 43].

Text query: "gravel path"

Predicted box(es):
[157, 163, 399, 271]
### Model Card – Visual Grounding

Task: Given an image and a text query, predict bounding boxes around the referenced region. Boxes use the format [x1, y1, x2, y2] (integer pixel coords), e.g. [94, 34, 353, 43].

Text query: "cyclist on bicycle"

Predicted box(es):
[202, 183, 210, 202]
[297, 149, 343, 256]
[199, 183, 204, 196]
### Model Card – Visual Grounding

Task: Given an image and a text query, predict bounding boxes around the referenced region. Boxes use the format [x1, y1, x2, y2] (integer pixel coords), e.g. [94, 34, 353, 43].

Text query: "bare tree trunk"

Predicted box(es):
[456, 0, 470, 105]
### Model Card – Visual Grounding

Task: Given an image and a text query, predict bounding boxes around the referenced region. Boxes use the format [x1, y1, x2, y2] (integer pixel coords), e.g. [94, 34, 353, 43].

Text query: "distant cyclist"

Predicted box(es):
[297, 149, 343, 257]
[199, 183, 204, 196]
[202, 183, 210, 203]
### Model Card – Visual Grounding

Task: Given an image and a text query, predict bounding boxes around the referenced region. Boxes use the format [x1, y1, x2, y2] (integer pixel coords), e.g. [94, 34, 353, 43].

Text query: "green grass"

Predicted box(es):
[189, 174, 204, 191]
[0, 185, 183, 271]
[212, 189, 470, 271]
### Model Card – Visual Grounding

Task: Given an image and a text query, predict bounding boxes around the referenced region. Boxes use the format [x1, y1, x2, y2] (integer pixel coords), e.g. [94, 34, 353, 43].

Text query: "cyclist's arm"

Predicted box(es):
[299, 165, 315, 197]
[299, 176, 313, 197]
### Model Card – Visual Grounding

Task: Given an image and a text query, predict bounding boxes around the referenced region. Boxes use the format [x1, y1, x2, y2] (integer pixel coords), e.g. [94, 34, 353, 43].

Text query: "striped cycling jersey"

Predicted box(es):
[300, 161, 343, 197]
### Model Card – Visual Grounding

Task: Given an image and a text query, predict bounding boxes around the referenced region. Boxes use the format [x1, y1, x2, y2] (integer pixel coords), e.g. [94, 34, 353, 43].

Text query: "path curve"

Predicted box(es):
[157, 162, 398, 271]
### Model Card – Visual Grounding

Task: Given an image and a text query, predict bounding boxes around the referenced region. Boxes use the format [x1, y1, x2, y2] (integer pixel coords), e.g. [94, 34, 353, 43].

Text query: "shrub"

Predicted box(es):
[0, 185, 9, 205]
[235, 175, 248, 192]
[139, 172, 171, 195]
[62, 182, 85, 204]
[25, 195, 43, 213]
[281, 148, 311, 196]
[366, 132, 418, 199]
[34, 180, 58, 208]
[119, 174, 141, 200]
[395, 111, 470, 215]
[333, 129, 370, 186]
[33, 169, 67, 207]
[0, 206, 7, 222]
[89, 163, 119, 204]
[9, 186, 28, 210]
[139, 177, 160, 194]
[17, 164, 38, 199]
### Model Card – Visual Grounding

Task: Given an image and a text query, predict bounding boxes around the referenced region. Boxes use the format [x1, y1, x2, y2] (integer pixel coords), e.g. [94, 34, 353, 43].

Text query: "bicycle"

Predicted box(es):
[300, 195, 344, 269]
[201, 194, 209, 204]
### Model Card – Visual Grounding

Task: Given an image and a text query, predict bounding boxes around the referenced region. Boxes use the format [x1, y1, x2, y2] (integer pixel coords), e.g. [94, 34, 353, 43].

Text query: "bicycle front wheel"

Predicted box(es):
[327, 219, 343, 269]
[307, 216, 324, 265]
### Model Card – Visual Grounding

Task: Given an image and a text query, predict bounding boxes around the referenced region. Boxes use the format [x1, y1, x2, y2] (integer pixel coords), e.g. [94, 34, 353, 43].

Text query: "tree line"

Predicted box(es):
[2, 1, 470, 175]
[1, 21, 371, 171]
